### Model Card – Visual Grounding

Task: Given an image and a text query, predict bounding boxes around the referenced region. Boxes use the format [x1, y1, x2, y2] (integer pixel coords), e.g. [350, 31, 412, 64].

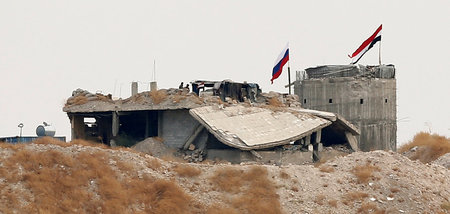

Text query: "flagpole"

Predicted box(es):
[379, 39, 382, 65]
[288, 61, 291, 95]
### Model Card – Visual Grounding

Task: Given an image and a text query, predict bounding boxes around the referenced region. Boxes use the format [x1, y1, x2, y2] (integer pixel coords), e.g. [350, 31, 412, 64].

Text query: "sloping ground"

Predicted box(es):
[0, 139, 449, 213]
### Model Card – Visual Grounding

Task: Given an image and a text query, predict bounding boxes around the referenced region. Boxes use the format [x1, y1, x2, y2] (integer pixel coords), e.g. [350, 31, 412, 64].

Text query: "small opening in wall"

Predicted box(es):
[360, 99, 364, 104]
[329, 99, 333, 103]
[385, 99, 388, 103]
[304, 99, 307, 104]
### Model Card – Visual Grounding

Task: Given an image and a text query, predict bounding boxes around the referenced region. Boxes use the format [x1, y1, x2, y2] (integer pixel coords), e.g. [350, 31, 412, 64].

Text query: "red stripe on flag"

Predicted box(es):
[349, 24, 382, 58]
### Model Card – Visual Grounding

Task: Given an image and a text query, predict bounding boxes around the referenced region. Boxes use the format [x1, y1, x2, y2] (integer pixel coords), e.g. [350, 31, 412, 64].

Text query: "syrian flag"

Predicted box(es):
[348, 24, 382, 64]
[271, 43, 289, 84]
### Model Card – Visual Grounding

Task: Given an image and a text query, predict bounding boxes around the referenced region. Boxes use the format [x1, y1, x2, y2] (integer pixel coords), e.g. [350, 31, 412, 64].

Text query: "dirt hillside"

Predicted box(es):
[0, 138, 449, 214]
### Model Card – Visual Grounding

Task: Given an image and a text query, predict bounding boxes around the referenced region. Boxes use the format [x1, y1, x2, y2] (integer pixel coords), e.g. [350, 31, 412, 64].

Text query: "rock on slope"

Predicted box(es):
[0, 140, 449, 213]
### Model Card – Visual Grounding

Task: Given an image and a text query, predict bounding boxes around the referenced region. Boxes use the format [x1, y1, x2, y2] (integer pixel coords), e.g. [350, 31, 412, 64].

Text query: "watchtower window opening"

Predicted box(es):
[360, 99, 364, 104]
[385, 99, 388, 103]
[304, 99, 307, 104]
[329, 99, 333, 103]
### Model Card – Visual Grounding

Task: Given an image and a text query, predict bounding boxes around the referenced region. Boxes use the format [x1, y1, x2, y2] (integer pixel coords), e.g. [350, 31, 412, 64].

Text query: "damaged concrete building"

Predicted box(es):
[294, 64, 396, 151]
[63, 80, 359, 164]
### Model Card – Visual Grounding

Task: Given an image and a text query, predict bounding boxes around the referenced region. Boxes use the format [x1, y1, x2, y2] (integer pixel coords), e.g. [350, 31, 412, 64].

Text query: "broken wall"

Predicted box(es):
[158, 109, 201, 149]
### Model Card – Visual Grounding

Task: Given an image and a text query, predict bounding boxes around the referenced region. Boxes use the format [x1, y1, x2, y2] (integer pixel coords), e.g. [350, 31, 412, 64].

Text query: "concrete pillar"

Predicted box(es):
[313, 129, 322, 162]
[131, 82, 138, 96]
[305, 135, 311, 146]
[71, 115, 84, 141]
[150, 81, 157, 92]
[110, 112, 119, 147]
[345, 131, 359, 152]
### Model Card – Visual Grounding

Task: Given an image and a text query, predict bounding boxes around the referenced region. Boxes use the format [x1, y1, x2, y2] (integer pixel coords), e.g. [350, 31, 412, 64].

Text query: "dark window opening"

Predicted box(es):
[80, 115, 113, 145]
[360, 99, 364, 104]
[84, 117, 99, 141]
[304, 99, 307, 104]
[329, 99, 333, 103]
[321, 126, 348, 147]
[117, 111, 158, 147]
[385, 99, 388, 103]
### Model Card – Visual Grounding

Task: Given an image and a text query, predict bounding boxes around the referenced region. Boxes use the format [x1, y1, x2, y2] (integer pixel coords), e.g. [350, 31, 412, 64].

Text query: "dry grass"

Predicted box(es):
[342, 191, 369, 205]
[441, 202, 450, 211]
[351, 163, 380, 183]
[319, 165, 335, 173]
[358, 202, 382, 214]
[279, 170, 290, 179]
[67, 95, 88, 106]
[328, 199, 338, 208]
[147, 158, 162, 170]
[207, 205, 239, 214]
[314, 194, 326, 205]
[172, 94, 186, 103]
[172, 164, 202, 177]
[399, 132, 450, 163]
[209, 167, 243, 193]
[390, 187, 400, 193]
[209, 166, 281, 214]
[267, 97, 284, 107]
[0, 142, 194, 213]
[149, 90, 168, 104]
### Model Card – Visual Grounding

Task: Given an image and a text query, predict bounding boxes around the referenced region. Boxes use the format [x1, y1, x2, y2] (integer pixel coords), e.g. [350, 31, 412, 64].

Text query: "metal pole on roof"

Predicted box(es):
[379, 39, 382, 65]
[288, 61, 291, 95]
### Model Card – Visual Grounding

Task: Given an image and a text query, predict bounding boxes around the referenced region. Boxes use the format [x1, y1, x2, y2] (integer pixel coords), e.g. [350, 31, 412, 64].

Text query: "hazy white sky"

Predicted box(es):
[1, 0, 449, 145]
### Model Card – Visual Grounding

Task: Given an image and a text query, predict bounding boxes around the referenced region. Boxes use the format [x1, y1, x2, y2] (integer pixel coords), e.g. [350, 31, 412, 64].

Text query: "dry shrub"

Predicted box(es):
[441, 202, 450, 211]
[209, 166, 281, 214]
[399, 132, 450, 163]
[209, 167, 243, 193]
[69, 95, 88, 106]
[115, 159, 135, 172]
[314, 194, 326, 205]
[33, 136, 68, 147]
[390, 187, 400, 193]
[267, 97, 284, 107]
[172, 94, 186, 103]
[279, 170, 290, 179]
[0, 141, 22, 150]
[0, 146, 194, 213]
[358, 202, 383, 214]
[319, 165, 335, 173]
[207, 205, 239, 214]
[149, 90, 168, 104]
[147, 158, 162, 170]
[328, 199, 338, 208]
[172, 164, 201, 177]
[342, 191, 369, 205]
[291, 186, 299, 192]
[231, 166, 281, 214]
[351, 163, 380, 183]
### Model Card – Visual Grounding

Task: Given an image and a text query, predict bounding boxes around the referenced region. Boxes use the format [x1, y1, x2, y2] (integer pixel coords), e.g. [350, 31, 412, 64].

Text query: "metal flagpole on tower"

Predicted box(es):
[288, 61, 291, 95]
[379, 39, 382, 65]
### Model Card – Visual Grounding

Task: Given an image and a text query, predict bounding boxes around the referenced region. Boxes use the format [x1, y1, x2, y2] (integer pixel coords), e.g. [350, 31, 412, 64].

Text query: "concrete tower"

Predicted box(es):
[294, 64, 396, 151]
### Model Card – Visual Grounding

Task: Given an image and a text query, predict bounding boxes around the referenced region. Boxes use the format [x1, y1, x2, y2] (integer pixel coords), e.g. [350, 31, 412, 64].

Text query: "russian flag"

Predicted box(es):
[271, 43, 289, 84]
[348, 24, 382, 64]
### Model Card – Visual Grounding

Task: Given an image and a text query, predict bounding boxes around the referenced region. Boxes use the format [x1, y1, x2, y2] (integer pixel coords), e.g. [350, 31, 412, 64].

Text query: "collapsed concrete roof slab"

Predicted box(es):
[189, 105, 332, 150]
[291, 108, 360, 135]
